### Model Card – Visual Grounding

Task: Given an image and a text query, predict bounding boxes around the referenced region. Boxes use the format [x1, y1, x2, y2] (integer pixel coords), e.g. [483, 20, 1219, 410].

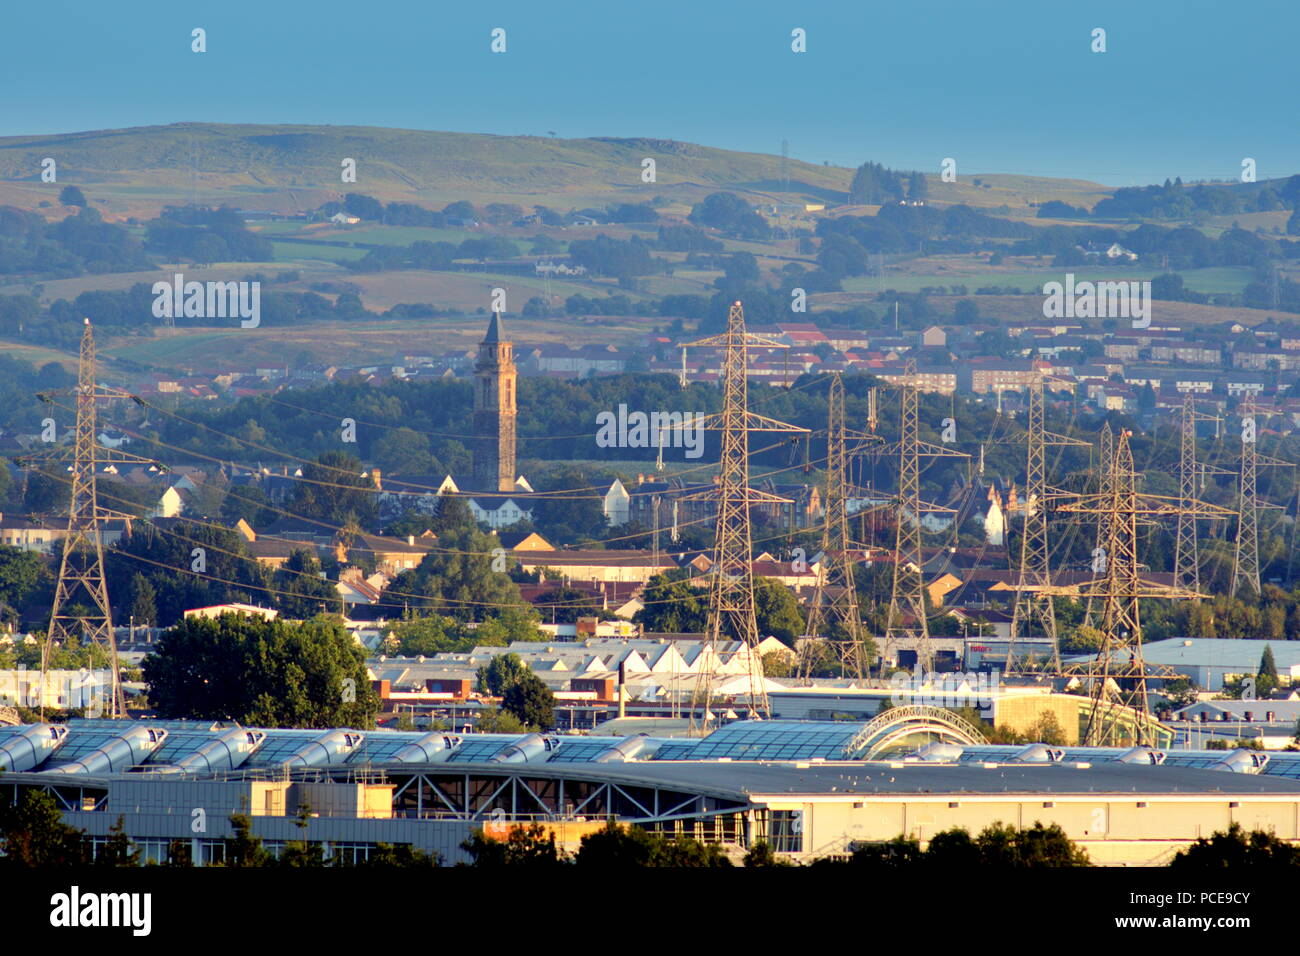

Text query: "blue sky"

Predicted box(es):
[3, 0, 1296, 186]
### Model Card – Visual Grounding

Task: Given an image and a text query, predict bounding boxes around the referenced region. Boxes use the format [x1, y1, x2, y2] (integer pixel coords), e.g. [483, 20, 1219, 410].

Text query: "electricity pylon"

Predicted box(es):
[1006, 375, 1087, 672]
[1231, 398, 1295, 597]
[1083, 423, 1114, 628]
[1233, 398, 1263, 597]
[680, 302, 806, 728]
[799, 373, 882, 679]
[1052, 429, 1231, 746]
[883, 360, 966, 674]
[1176, 392, 1202, 592]
[40, 320, 158, 718]
[1174, 392, 1229, 592]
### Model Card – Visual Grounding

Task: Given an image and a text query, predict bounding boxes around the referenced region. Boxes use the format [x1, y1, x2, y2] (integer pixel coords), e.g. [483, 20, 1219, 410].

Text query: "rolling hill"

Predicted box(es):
[0, 122, 1122, 222]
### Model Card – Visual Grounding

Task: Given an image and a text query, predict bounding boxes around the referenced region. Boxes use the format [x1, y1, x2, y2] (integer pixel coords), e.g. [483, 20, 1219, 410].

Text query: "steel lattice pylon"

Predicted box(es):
[1232, 398, 1261, 598]
[1083, 422, 1115, 628]
[886, 360, 931, 673]
[800, 373, 875, 679]
[1175, 391, 1201, 593]
[1052, 430, 1230, 746]
[680, 302, 805, 729]
[45, 320, 124, 717]
[1007, 377, 1059, 671]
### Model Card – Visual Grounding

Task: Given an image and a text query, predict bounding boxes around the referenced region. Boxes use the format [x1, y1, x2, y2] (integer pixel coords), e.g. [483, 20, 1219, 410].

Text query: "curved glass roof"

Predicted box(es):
[545, 738, 625, 762]
[655, 721, 870, 761]
[19, 718, 1300, 777]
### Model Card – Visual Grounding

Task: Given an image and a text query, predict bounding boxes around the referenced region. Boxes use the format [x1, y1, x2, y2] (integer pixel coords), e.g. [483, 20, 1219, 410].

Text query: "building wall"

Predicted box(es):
[993, 694, 1087, 745]
[780, 793, 1300, 866]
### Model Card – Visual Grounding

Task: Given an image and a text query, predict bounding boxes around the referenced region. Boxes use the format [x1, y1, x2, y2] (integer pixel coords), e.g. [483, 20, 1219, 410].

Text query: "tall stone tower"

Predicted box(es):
[472, 310, 517, 492]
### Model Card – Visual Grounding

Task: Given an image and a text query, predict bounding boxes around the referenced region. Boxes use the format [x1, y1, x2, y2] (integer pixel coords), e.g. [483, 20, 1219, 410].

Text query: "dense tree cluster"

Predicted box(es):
[688, 192, 771, 239]
[1093, 175, 1300, 220]
[146, 205, 274, 262]
[141, 613, 376, 727]
[817, 822, 1090, 868]
[0, 205, 150, 277]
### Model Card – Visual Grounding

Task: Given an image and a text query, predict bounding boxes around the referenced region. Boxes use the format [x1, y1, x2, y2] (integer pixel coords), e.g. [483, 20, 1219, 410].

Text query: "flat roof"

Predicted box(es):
[12, 760, 1299, 803]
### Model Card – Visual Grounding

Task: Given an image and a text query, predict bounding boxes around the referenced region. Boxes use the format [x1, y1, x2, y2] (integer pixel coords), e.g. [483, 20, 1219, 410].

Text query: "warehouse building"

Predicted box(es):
[3, 718, 1300, 866]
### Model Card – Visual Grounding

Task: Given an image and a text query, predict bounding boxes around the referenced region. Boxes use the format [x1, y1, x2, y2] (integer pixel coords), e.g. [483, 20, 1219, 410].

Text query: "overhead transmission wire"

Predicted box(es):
[40, 452, 841, 617]
[122, 371, 831, 501]
[44, 393, 807, 557]
[34, 390, 840, 614]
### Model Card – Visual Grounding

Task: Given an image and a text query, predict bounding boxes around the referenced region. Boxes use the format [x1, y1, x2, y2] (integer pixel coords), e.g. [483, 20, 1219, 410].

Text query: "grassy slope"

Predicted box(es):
[0, 122, 855, 221]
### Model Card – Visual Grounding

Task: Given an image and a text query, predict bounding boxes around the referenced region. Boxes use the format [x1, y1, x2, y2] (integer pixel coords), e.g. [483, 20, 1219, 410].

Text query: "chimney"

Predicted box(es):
[617, 660, 626, 719]
[407, 535, 415, 546]
[371, 467, 382, 490]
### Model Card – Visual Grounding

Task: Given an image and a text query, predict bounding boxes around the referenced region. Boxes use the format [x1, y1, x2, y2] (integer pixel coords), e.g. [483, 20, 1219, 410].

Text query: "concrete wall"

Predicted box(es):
[776, 793, 1300, 866]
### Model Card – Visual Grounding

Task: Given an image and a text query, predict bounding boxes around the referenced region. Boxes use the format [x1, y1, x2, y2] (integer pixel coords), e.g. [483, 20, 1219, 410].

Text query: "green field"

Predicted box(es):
[842, 266, 1256, 296]
[269, 240, 367, 263]
[320, 225, 479, 246]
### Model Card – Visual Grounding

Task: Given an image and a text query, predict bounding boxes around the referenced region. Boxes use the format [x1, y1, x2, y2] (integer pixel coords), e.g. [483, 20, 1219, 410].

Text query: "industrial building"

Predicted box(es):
[1086, 638, 1300, 692]
[5, 715, 1300, 866]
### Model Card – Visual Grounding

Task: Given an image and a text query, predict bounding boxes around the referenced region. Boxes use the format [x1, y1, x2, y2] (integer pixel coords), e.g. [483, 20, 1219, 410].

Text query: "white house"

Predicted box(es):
[183, 603, 280, 622]
[152, 486, 186, 519]
[467, 495, 533, 530]
[603, 479, 630, 526]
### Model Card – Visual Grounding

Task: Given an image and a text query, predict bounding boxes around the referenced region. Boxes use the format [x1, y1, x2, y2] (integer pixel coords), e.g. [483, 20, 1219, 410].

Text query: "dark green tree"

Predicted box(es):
[688, 193, 771, 239]
[922, 827, 981, 866]
[352, 843, 441, 867]
[461, 823, 567, 866]
[743, 841, 793, 867]
[502, 672, 555, 729]
[279, 802, 326, 868]
[1257, 645, 1280, 697]
[0, 788, 88, 867]
[477, 652, 530, 696]
[1171, 823, 1300, 868]
[95, 816, 142, 867]
[128, 573, 158, 626]
[289, 450, 377, 524]
[754, 576, 806, 645]
[274, 549, 344, 619]
[573, 821, 732, 867]
[142, 614, 377, 728]
[973, 822, 1090, 867]
[633, 571, 706, 633]
[849, 836, 924, 867]
[224, 812, 271, 867]
[388, 526, 525, 622]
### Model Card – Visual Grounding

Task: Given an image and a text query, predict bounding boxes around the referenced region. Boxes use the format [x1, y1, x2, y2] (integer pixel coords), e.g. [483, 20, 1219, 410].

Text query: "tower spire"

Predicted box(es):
[472, 309, 517, 492]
